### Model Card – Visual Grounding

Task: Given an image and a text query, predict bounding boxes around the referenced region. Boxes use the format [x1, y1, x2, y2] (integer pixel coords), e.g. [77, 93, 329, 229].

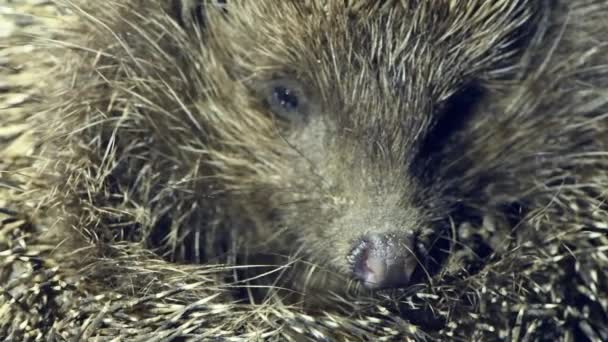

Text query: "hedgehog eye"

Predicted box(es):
[265, 80, 309, 125]
[271, 86, 299, 113]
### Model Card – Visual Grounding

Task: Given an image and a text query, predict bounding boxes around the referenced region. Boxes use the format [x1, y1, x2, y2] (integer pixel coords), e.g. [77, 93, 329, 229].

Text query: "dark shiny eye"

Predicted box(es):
[272, 86, 299, 112]
[265, 80, 310, 124]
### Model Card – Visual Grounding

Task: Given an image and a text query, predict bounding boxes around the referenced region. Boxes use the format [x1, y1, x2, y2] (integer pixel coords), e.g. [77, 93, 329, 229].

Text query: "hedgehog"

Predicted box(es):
[1, 0, 608, 340]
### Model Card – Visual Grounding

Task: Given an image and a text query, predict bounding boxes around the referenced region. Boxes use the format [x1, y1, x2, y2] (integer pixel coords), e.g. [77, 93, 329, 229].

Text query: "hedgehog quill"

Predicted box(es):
[1, 0, 608, 340]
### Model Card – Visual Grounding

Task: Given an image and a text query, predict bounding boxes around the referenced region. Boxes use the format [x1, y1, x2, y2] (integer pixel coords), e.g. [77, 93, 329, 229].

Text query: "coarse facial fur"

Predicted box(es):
[51, 0, 608, 307]
[168, 0, 543, 292]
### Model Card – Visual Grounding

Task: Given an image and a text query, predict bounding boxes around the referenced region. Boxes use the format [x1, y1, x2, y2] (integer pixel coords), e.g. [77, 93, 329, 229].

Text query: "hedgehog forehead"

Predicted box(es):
[203, 2, 430, 151]
[218, 1, 413, 71]
[218, 2, 417, 100]
[216, 0, 534, 95]
[206, 0, 533, 151]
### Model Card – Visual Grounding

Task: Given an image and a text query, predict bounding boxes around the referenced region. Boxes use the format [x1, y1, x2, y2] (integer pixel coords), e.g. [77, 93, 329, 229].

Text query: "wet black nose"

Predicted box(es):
[348, 233, 417, 289]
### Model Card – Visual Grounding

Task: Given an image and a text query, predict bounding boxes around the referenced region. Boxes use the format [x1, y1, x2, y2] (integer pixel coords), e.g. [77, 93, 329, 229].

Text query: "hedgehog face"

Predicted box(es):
[247, 73, 435, 289]
[176, 0, 532, 291]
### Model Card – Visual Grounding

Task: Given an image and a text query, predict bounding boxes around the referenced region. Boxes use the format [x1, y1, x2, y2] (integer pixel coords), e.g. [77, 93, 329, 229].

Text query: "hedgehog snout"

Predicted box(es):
[348, 233, 418, 289]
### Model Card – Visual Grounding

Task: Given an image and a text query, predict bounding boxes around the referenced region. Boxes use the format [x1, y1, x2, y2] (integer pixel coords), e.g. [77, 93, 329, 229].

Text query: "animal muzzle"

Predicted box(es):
[348, 232, 418, 289]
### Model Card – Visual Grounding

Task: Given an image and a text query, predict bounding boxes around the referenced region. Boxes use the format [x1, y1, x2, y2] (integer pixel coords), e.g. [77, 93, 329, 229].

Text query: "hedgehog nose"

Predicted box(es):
[348, 233, 417, 289]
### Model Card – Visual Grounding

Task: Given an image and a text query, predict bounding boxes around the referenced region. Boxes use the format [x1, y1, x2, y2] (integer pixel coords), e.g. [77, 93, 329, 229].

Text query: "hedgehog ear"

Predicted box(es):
[171, 0, 228, 31]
